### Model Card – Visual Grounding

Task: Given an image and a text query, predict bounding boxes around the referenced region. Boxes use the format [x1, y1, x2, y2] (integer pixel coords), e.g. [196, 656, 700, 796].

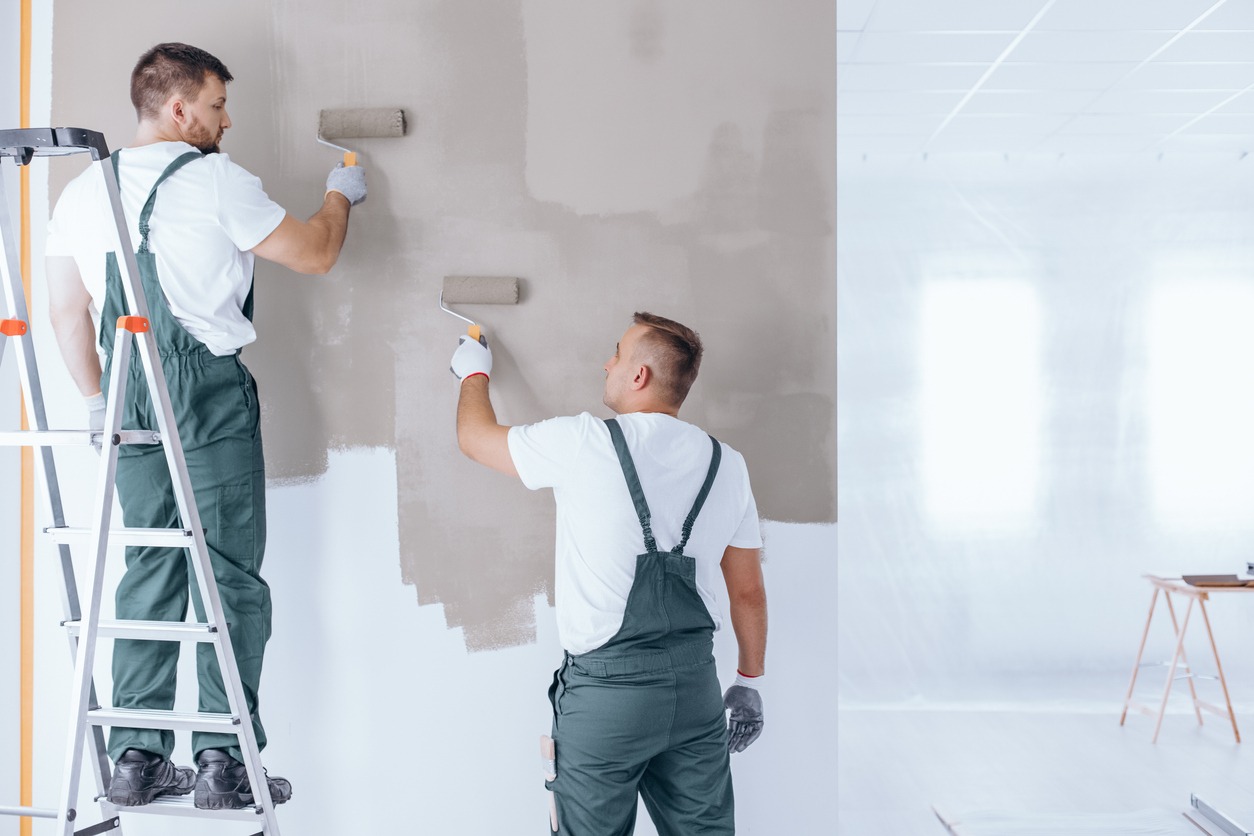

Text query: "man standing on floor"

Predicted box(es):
[45, 42, 365, 809]
[453, 312, 768, 834]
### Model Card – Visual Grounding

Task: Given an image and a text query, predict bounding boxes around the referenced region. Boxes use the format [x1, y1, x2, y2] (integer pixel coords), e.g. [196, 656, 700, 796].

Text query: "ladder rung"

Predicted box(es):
[64, 620, 218, 642]
[0, 804, 58, 819]
[101, 795, 263, 822]
[46, 526, 194, 548]
[87, 708, 241, 733]
[0, 430, 161, 447]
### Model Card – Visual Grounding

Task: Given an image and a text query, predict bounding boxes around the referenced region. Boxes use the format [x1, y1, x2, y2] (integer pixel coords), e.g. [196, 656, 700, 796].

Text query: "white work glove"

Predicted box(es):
[724, 674, 763, 753]
[85, 392, 106, 453]
[326, 162, 367, 206]
[450, 334, 492, 381]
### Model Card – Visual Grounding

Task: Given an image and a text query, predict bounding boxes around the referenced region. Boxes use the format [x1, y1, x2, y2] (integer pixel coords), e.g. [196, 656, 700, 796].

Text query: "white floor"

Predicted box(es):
[839, 702, 1254, 835]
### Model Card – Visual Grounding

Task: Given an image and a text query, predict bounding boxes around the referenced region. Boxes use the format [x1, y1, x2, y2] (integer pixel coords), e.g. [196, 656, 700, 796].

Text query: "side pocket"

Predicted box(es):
[216, 483, 256, 568]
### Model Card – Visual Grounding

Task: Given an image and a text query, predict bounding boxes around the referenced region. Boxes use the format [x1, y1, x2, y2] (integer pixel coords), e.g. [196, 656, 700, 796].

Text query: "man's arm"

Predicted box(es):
[457, 375, 518, 478]
[250, 193, 350, 276]
[46, 256, 103, 396]
[722, 545, 767, 676]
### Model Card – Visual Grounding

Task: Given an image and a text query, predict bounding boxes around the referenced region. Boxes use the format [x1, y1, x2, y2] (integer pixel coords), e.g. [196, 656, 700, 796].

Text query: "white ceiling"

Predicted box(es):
[837, 0, 1254, 154]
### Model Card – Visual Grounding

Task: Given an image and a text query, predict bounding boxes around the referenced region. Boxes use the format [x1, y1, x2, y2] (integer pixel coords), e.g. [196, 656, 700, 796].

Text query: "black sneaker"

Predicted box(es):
[107, 748, 195, 806]
[194, 748, 292, 810]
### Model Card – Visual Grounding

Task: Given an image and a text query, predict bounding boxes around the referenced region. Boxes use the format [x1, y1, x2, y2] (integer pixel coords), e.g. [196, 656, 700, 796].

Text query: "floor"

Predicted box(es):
[838, 706, 1254, 835]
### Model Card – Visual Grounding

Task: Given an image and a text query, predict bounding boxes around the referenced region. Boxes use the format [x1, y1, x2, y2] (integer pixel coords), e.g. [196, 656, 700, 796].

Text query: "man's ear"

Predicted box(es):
[631, 364, 651, 391]
[168, 97, 187, 127]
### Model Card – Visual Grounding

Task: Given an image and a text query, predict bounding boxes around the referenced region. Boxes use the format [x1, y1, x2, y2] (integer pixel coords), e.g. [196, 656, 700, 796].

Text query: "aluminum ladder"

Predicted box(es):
[0, 127, 280, 836]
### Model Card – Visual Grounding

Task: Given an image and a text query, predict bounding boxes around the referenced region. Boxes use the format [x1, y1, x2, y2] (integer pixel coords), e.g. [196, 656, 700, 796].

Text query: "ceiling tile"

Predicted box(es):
[1120, 61, 1254, 90]
[1159, 133, 1254, 152]
[853, 32, 1015, 64]
[1052, 113, 1190, 134]
[1032, 134, 1162, 153]
[837, 32, 861, 62]
[925, 134, 1048, 153]
[1157, 31, 1254, 61]
[1010, 31, 1176, 62]
[837, 63, 991, 92]
[1182, 113, 1254, 134]
[836, 0, 879, 32]
[1083, 89, 1236, 114]
[838, 135, 931, 155]
[1039, 0, 1221, 31]
[986, 62, 1139, 90]
[962, 90, 1102, 115]
[940, 113, 1075, 136]
[838, 113, 946, 135]
[838, 91, 965, 116]
[861, 0, 1049, 32]
[1193, 0, 1254, 30]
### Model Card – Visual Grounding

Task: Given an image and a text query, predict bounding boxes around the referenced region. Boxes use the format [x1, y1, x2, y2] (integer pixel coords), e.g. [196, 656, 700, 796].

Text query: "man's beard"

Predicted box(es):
[186, 117, 221, 154]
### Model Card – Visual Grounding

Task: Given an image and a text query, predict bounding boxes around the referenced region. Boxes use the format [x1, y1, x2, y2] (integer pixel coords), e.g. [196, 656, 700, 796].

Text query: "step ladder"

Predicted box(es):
[0, 128, 281, 836]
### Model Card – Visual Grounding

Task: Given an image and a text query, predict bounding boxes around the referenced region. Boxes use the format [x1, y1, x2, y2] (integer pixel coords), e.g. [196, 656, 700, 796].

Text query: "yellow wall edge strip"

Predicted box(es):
[19, 1, 34, 834]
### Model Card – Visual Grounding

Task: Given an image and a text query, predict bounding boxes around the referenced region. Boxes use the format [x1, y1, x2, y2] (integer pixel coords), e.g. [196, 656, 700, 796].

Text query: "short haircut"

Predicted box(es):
[631, 311, 703, 406]
[131, 43, 233, 121]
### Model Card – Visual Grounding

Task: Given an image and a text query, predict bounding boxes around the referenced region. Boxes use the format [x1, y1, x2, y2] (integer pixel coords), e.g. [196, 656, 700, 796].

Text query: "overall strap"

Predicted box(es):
[605, 418, 658, 554]
[673, 435, 721, 555]
[112, 150, 204, 253]
[604, 419, 723, 556]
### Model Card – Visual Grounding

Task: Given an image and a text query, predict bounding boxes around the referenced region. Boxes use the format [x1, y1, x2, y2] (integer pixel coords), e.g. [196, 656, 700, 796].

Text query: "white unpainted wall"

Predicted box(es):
[1, 4, 837, 835]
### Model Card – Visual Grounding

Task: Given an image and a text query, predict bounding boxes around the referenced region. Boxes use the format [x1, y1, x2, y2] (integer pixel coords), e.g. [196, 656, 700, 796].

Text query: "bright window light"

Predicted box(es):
[1148, 282, 1254, 529]
[921, 280, 1041, 532]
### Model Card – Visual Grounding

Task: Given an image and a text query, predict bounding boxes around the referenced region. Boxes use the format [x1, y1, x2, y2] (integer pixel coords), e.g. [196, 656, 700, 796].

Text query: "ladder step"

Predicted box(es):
[0, 804, 58, 819]
[101, 795, 264, 822]
[46, 526, 195, 548]
[87, 708, 241, 733]
[65, 619, 218, 642]
[0, 430, 161, 447]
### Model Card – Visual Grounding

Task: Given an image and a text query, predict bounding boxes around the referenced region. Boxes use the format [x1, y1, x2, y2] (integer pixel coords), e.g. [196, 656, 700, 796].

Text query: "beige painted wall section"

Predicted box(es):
[51, 0, 835, 650]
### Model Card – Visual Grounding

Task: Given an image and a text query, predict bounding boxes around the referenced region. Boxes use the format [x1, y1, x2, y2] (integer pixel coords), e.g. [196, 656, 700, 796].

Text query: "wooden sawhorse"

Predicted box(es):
[1121, 574, 1241, 743]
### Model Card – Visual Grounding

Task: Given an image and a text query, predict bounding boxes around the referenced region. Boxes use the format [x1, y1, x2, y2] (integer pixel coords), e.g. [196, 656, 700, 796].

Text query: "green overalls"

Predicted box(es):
[546, 418, 734, 835]
[101, 151, 271, 765]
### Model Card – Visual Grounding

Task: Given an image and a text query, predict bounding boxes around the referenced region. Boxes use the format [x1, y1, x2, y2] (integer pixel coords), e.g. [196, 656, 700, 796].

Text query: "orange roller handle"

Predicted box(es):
[0, 318, 27, 336]
[343, 151, 358, 167]
[468, 323, 482, 343]
[117, 316, 150, 333]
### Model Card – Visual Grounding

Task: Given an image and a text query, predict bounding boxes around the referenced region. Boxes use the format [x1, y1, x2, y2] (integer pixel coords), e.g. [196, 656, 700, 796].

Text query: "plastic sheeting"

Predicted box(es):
[838, 153, 1254, 707]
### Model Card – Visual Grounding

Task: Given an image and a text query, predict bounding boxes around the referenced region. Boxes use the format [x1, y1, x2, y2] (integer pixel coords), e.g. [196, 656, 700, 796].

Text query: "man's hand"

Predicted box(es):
[326, 162, 367, 206]
[451, 334, 493, 381]
[723, 684, 763, 753]
[85, 392, 106, 452]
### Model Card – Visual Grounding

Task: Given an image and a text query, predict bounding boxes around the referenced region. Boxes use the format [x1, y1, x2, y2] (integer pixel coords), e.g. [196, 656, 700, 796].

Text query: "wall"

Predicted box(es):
[8, 1, 838, 834]
[839, 152, 1254, 706]
[48, 0, 836, 651]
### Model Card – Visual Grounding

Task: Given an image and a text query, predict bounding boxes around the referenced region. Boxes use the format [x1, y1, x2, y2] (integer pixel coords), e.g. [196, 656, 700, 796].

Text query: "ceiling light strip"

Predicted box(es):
[923, 0, 1058, 149]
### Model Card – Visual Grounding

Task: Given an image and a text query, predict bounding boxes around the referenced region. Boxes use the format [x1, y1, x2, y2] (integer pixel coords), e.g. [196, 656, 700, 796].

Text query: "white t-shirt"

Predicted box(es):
[45, 141, 286, 356]
[508, 411, 762, 655]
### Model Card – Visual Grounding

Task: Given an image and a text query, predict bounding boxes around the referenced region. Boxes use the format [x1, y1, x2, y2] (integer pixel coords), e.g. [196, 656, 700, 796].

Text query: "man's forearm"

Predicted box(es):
[456, 375, 517, 476]
[50, 307, 103, 397]
[305, 194, 350, 272]
[729, 590, 767, 677]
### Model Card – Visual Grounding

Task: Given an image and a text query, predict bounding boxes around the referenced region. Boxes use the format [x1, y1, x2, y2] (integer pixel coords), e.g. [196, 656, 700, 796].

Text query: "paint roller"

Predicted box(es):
[440, 276, 521, 343]
[316, 107, 407, 166]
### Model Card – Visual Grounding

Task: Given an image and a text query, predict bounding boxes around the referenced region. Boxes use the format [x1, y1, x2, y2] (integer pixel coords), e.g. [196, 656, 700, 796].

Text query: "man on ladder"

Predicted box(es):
[43, 42, 365, 809]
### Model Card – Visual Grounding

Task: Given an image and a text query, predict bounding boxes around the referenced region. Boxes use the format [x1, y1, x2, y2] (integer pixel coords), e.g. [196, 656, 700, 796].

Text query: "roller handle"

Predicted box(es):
[468, 324, 484, 344]
[343, 151, 358, 167]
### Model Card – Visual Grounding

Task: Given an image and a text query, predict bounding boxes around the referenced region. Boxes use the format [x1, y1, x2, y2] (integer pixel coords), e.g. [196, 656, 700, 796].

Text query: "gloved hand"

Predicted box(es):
[723, 684, 763, 753]
[85, 392, 106, 453]
[326, 162, 367, 206]
[450, 333, 492, 381]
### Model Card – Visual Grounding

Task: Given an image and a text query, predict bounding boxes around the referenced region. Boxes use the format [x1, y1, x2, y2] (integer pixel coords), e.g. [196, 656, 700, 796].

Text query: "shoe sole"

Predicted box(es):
[107, 783, 193, 806]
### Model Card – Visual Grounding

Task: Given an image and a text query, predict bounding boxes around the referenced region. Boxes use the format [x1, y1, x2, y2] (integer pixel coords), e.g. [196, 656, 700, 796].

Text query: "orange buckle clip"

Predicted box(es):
[117, 316, 150, 333]
[0, 319, 27, 337]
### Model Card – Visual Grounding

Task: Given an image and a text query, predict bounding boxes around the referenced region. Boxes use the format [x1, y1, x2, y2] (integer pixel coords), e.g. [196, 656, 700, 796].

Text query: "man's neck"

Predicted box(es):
[131, 121, 180, 148]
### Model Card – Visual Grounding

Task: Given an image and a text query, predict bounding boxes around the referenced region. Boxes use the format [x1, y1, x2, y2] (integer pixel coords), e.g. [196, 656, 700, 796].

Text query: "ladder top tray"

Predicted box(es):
[0, 128, 109, 163]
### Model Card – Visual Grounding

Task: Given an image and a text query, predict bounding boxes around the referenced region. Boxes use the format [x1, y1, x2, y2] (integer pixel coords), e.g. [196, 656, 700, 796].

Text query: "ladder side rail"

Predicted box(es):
[55, 323, 132, 836]
[131, 324, 280, 833]
[99, 156, 278, 833]
[0, 156, 116, 821]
